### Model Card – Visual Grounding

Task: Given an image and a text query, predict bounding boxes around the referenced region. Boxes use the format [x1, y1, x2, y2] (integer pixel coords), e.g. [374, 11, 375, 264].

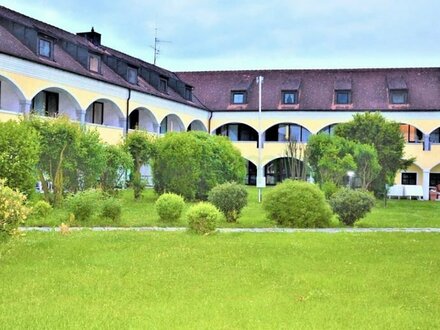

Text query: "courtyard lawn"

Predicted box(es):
[26, 187, 440, 228]
[0, 231, 439, 329]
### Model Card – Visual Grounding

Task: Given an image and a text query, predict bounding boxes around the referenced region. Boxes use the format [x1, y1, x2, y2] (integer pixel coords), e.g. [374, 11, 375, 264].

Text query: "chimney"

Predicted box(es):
[77, 27, 101, 46]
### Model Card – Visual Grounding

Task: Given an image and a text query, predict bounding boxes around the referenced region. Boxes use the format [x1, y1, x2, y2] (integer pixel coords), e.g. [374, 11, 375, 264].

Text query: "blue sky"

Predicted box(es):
[2, 0, 440, 71]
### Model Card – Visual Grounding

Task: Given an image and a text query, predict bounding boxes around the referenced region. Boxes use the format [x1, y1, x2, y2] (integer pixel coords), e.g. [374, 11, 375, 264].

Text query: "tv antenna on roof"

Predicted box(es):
[151, 27, 171, 65]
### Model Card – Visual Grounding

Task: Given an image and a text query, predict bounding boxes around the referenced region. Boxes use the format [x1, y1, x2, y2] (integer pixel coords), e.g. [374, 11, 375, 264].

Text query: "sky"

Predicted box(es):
[1, 0, 440, 71]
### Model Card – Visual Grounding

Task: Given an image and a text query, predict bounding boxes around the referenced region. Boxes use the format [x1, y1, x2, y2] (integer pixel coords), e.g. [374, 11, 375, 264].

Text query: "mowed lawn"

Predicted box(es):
[27, 187, 440, 228]
[1, 231, 439, 329]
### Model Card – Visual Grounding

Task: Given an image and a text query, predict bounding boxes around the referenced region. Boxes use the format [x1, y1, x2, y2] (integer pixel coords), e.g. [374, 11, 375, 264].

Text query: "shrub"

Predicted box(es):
[0, 121, 40, 196]
[330, 188, 375, 226]
[155, 193, 185, 222]
[101, 198, 122, 223]
[321, 181, 340, 200]
[66, 189, 103, 222]
[186, 202, 222, 235]
[153, 132, 245, 200]
[31, 200, 52, 218]
[208, 182, 248, 222]
[0, 179, 30, 241]
[263, 180, 332, 228]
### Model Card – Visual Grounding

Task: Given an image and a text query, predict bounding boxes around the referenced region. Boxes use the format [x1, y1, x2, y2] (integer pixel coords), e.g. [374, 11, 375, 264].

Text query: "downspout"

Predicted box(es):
[126, 88, 131, 135]
[208, 110, 213, 134]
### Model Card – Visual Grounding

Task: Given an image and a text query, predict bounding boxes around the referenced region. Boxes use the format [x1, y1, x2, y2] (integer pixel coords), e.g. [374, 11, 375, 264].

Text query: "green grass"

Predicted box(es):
[25, 187, 440, 228]
[358, 198, 440, 227]
[1, 231, 439, 329]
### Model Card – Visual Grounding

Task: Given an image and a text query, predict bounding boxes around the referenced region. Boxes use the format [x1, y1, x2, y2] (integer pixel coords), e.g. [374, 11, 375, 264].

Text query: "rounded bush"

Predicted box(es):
[263, 180, 332, 228]
[208, 182, 248, 222]
[32, 200, 52, 218]
[66, 189, 103, 222]
[101, 198, 122, 223]
[329, 188, 375, 226]
[321, 181, 340, 200]
[0, 179, 30, 240]
[186, 202, 222, 235]
[155, 193, 185, 222]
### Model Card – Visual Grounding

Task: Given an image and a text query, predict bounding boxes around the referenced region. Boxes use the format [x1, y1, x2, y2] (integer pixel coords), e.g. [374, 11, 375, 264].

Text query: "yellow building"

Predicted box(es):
[0, 5, 439, 199]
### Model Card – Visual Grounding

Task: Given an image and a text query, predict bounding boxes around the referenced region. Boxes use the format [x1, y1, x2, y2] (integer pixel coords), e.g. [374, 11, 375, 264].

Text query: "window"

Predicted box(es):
[335, 90, 351, 104]
[160, 116, 167, 134]
[231, 91, 246, 104]
[38, 38, 52, 58]
[390, 90, 408, 104]
[265, 124, 310, 142]
[127, 67, 138, 84]
[282, 90, 297, 104]
[430, 128, 440, 143]
[159, 78, 168, 93]
[430, 173, 440, 187]
[92, 102, 104, 124]
[31, 91, 58, 116]
[185, 87, 192, 101]
[399, 124, 423, 143]
[89, 54, 101, 73]
[401, 172, 417, 185]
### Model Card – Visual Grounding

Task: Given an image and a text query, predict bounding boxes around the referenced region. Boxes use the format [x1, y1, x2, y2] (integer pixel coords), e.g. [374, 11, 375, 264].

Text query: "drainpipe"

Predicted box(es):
[126, 88, 131, 135]
[208, 110, 213, 134]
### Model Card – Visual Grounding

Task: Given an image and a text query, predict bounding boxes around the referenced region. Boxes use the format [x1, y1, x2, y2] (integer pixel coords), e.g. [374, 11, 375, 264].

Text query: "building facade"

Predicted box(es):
[0, 6, 439, 199]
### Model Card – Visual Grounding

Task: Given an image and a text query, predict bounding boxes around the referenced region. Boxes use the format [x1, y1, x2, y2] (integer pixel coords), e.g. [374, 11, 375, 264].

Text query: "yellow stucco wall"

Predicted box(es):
[86, 124, 124, 145]
[0, 111, 20, 122]
[394, 164, 424, 185]
[2, 66, 440, 175]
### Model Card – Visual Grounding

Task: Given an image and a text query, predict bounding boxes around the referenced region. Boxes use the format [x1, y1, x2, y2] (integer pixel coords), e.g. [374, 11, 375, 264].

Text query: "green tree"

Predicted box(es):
[335, 112, 408, 194]
[353, 143, 381, 190]
[100, 144, 133, 194]
[283, 140, 308, 181]
[307, 134, 356, 186]
[124, 130, 156, 199]
[0, 120, 40, 195]
[153, 131, 245, 200]
[29, 116, 106, 205]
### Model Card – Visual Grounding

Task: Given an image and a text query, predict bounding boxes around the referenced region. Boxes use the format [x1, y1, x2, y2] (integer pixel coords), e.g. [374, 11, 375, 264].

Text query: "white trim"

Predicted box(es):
[0, 53, 127, 99]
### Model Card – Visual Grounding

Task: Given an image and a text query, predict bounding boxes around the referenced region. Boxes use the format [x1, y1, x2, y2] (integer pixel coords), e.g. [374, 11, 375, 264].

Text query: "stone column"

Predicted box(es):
[423, 169, 430, 201]
[424, 133, 431, 151]
[20, 100, 32, 114]
[119, 118, 126, 128]
[76, 109, 86, 125]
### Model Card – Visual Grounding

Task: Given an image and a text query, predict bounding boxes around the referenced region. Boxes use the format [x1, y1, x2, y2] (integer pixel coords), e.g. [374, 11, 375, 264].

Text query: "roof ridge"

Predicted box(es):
[176, 67, 440, 74]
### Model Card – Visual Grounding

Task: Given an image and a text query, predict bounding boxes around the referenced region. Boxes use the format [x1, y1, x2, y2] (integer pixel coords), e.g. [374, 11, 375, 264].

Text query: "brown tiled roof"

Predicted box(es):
[177, 68, 440, 111]
[0, 5, 204, 108]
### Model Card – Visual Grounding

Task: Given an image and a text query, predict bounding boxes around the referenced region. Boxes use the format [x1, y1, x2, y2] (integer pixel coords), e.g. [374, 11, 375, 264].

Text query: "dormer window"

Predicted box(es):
[390, 89, 408, 104]
[127, 67, 138, 84]
[335, 90, 352, 104]
[159, 78, 168, 93]
[185, 87, 192, 101]
[231, 91, 246, 104]
[89, 54, 101, 73]
[38, 37, 53, 59]
[282, 90, 298, 104]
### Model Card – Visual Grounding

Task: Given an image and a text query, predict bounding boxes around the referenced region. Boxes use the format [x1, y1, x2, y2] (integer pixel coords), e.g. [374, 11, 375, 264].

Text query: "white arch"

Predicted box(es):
[187, 119, 207, 132]
[160, 114, 185, 133]
[129, 107, 159, 133]
[0, 74, 26, 106]
[211, 122, 259, 135]
[85, 98, 124, 127]
[31, 87, 82, 112]
[263, 155, 304, 168]
[317, 123, 340, 134]
[264, 122, 312, 142]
